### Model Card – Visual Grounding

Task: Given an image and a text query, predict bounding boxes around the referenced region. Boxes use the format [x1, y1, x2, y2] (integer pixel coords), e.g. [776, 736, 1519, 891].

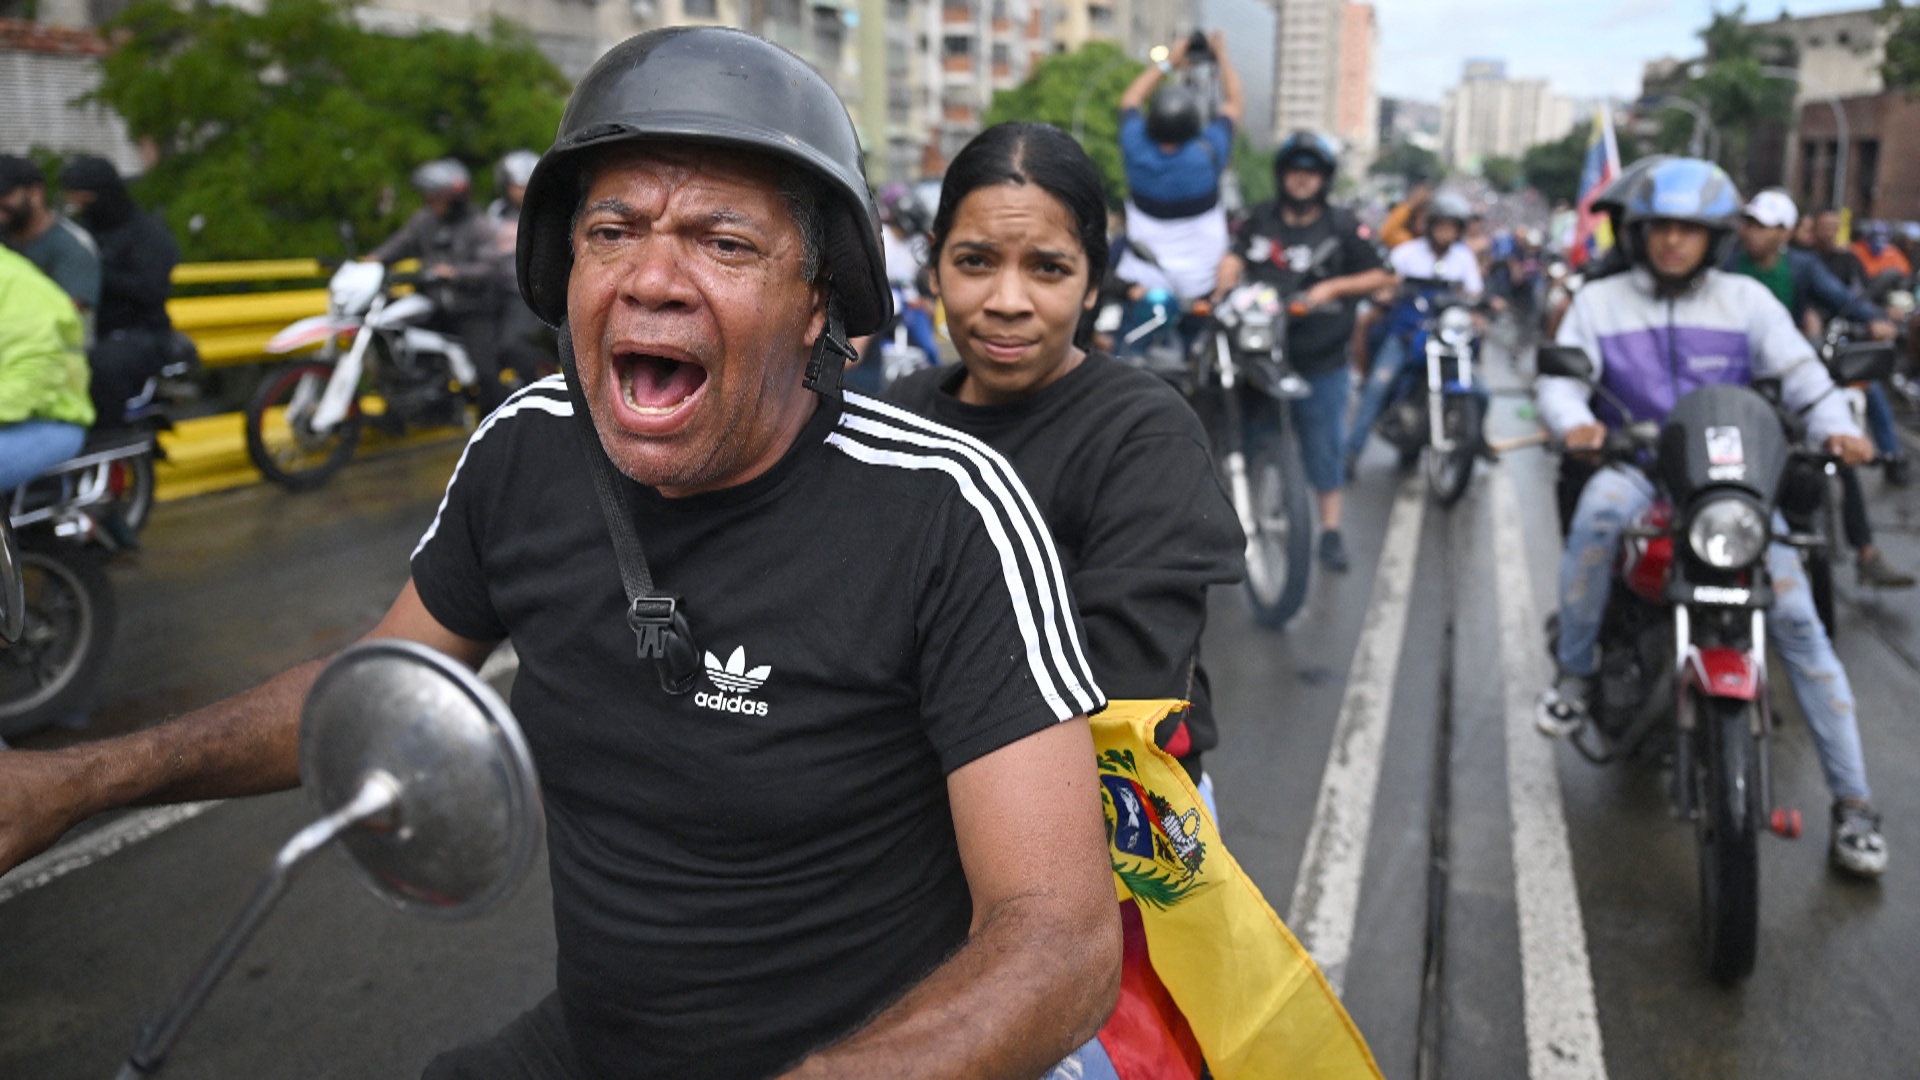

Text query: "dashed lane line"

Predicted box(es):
[1286, 472, 1426, 995]
[1489, 465, 1609, 1080]
[0, 800, 223, 905]
[0, 644, 526, 907]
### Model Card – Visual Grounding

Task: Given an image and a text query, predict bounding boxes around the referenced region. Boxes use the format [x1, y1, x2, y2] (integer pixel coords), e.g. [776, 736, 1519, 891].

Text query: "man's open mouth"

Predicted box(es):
[614, 352, 708, 418]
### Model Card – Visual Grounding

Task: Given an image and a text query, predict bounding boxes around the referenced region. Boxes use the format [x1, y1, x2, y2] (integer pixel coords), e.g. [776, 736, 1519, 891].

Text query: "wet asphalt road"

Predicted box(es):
[3, 341, 1919, 1079]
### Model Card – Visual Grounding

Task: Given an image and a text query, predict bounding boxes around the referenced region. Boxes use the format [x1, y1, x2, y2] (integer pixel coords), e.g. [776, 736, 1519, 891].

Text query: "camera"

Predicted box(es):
[1186, 30, 1211, 60]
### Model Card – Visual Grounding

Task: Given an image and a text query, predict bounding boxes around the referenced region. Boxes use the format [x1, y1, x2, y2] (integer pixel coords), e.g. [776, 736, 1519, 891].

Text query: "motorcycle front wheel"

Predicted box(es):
[0, 539, 116, 738]
[1693, 693, 1762, 985]
[246, 361, 363, 491]
[1423, 393, 1484, 507]
[1242, 428, 1313, 629]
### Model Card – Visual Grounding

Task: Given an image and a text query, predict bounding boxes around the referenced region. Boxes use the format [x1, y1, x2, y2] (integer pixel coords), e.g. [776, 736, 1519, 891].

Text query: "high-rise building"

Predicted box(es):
[1050, 0, 1185, 56]
[1270, 0, 1342, 141]
[1439, 61, 1573, 168]
[1333, 2, 1377, 167]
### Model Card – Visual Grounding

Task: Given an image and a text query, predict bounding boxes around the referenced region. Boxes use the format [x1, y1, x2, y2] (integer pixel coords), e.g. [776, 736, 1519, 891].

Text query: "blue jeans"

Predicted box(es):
[1865, 382, 1900, 458]
[1042, 1036, 1121, 1080]
[1345, 332, 1412, 463]
[0, 420, 86, 493]
[1291, 366, 1351, 494]
[1558, 466, 1871, 802]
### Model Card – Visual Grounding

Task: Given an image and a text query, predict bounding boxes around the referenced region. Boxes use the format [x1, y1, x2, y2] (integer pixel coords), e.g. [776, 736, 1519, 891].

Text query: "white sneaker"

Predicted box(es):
[1831, 802, 1888, 880]
[1535, 674, 1593, 738]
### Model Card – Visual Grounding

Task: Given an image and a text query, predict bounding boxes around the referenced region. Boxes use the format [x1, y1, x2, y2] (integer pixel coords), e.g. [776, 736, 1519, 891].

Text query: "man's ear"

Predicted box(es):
[803, 279, 828, 347]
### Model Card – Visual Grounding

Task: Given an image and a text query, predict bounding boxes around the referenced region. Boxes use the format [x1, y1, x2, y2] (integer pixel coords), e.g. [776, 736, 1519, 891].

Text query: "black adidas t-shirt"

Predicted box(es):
[410, 378, 1104, 1078]
[1230, 201, 1383, 373]
[888, 353, 1243, 773]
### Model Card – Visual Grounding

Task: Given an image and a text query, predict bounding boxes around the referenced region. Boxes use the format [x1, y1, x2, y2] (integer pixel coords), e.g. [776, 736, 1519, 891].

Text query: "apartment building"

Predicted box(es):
[1439, 59, 1573, 168]
[1270, 0, 1342, 141]
[1332, 2, 1376, 166]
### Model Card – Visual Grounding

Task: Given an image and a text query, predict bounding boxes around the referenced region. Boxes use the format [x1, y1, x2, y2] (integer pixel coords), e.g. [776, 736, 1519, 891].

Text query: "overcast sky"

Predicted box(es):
[1372, 0, 1877, 102]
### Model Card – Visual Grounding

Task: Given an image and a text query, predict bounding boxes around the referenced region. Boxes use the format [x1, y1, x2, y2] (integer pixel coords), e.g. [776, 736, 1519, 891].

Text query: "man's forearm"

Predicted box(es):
[1325, 268, 1396, 300]
[780, 892, 1120, 1080]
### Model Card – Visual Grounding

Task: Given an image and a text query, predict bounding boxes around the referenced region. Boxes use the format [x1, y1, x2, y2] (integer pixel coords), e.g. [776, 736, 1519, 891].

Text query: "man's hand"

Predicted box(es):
[1168, 35, 1190, 67]
[1564, 422, 1608, 454]
[1301, 280, 1338, 310]
[1826, 433, 1877, 467]
[0, 751, 93, 875]
[1869, 319, 1899, 342]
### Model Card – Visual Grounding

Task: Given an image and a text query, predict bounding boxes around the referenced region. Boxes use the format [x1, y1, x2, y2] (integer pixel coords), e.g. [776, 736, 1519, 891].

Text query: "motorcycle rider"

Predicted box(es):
[1725, 189, 1913, 587]
[57, 156, 177, 426]
[0, 245, 95, 493]
[1535, 158, 1887, 879]
[0, 26, 1120, 1079]
[1344, 191, 1484, 475]
[845, 181, 941, 392]
[487, 149, 550, 394]
[1214, 131, 1394, 572]
[1113, 30, 1244, 304]
[0, 155, 100, 334]
[365, 158, 511, 412]
[1852, 220, 1911, 286]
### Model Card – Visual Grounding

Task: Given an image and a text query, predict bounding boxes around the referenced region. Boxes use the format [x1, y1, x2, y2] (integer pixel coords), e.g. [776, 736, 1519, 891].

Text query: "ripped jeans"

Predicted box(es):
[1557, 465, 1871, 803]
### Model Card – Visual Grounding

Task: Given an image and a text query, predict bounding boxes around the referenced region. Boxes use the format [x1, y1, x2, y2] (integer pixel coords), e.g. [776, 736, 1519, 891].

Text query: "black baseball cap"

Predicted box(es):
[0, 155, 44, 193]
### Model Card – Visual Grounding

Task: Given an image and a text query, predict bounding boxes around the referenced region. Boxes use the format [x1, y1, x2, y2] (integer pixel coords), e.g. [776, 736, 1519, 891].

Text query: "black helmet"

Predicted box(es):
[1273, 130, 1339, 178]
[1145, 85, 1205, 145]
[516, 26, 890, 335]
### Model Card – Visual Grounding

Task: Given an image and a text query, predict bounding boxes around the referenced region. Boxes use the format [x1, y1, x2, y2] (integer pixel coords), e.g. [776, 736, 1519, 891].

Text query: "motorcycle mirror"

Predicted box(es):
[300, 638, 542, 917]
[1535, 344, 1596, 382]
[0, 515, 21, 644]
[118, 641, 541, 1078]
[1829, 341, 1896, 386]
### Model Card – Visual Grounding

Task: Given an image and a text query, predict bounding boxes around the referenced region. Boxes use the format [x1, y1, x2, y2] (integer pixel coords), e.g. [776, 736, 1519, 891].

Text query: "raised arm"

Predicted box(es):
[779, 719, 1121, 1079]
[0, 580, 497, 876]
[1210, 31, 1244, 126]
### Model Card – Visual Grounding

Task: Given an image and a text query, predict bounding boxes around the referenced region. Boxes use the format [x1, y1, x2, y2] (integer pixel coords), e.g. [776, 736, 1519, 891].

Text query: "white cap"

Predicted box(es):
[1744, 189, 1798, 230]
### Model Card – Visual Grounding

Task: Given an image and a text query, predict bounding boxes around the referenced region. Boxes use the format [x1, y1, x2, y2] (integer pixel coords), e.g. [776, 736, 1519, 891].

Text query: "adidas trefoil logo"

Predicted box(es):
[696, 646, 772, 715]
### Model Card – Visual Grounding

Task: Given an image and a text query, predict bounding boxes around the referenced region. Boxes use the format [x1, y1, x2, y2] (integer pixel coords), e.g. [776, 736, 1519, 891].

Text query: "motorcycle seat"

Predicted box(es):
[78, 428, 155, 457]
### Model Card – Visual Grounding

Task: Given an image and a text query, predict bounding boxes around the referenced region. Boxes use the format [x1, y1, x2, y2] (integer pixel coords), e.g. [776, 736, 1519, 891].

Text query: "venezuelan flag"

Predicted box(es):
[1569, 106, 1621, 269]
[1091, 700, 1383, 1080]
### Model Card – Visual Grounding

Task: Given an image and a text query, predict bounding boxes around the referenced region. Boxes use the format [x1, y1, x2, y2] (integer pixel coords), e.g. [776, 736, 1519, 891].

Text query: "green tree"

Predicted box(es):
[1231, 134, 1274, 207]
[1522, 122, 1592, 204]
[1369, 140, 1443, 181]
[984, 41, 1143, 204]
[89, 0, 568, 261]
[1662, 4, 1796, 186]
[1481, 155, 1523, 192]
[1881, 0, 1920, 92]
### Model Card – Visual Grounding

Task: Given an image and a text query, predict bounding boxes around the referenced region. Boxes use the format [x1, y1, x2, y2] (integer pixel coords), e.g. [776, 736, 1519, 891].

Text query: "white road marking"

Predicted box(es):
[1287, 473, 1425, 994]
[0, 643, 527, 907]
[1489, 466, 1609, 1080]
[0, 801, 223, 905]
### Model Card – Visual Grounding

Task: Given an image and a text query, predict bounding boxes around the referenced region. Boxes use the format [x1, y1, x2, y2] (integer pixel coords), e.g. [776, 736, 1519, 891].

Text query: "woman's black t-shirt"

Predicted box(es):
[410, 377, 1103, 1078]
[888, 352, 1243, 768]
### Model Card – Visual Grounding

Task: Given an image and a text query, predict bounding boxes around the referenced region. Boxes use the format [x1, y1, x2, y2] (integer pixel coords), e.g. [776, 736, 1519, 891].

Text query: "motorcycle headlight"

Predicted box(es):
[1687, 497, 1769, 569]
[1438, 306, 1474, 346]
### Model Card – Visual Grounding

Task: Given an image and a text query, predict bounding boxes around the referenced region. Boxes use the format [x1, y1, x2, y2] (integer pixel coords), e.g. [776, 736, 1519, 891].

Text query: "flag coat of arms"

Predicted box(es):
[1091, 700, 1383, 1080]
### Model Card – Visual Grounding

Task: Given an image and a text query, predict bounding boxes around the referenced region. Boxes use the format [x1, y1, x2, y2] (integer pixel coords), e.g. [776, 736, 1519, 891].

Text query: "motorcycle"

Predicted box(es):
[1797, 318, 1901, 636]
[1194, 283, 1315, 628]
[108, 639, 543, 1077]
[1533, 341, 1894, 984]
[248, 261, 479, 491]
[1367, 277, 1488, 507]
[1, 418, 160, 736]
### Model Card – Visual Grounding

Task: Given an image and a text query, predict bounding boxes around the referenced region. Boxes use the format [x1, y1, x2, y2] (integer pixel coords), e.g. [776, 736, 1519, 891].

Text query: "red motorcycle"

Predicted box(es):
[1535, 342, 1892, 984]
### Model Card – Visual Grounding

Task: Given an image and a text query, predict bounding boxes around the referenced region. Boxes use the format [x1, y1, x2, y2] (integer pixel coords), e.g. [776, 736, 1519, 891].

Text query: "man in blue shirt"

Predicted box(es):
[1113, 31, 1243, 304]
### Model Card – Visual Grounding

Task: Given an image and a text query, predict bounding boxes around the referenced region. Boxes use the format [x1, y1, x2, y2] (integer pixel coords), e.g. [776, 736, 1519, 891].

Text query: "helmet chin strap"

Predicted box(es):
[803, 291, 856, 399]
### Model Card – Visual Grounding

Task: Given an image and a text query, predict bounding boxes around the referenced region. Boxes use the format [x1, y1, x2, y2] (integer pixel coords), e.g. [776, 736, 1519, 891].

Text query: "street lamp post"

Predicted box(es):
[1652, 96, 1719, 161]
[1756, 64, 1848, 213]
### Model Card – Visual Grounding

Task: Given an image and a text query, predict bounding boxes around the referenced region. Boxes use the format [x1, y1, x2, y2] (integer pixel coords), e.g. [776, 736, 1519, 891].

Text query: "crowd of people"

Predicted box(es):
[2, 18, 1917, 1079]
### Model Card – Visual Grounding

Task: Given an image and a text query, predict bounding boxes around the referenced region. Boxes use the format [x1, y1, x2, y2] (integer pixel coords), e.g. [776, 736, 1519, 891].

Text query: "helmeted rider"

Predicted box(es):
[487, 149, 548, 392]
[845, 180, 941, 391]
[0, 26, 1121, 1079]
[1535, 157, 1888, 879]
[1215, 130, 1393, 572]
[365, 158, 512, 411]
[1344, 190, 1484, 474]
[1112, 30, 1244, 303]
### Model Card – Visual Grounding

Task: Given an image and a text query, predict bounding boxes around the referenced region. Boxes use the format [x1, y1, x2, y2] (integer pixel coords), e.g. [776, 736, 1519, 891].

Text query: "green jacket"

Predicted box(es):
[0, 245, 95, 428]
